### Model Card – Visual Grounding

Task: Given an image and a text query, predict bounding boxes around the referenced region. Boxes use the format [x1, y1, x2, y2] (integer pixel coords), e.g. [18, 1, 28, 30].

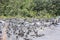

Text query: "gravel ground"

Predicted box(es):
[0, 18, 60, 40]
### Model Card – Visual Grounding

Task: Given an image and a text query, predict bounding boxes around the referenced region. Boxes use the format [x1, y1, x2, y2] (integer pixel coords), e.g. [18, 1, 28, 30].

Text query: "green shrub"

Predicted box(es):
[0, 0, 60, 18]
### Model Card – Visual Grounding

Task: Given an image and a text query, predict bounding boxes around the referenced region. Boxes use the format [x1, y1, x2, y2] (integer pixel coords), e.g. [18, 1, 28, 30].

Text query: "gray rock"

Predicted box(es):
[0, 18, 60, 40]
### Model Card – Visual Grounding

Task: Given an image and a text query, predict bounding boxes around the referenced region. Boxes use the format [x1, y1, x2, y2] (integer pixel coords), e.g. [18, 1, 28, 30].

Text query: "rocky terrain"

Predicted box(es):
[0, 17, 60, 40]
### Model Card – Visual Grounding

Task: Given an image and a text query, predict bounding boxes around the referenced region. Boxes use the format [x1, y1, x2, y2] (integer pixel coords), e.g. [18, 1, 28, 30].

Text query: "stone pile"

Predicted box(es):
[0, 17, 60, 40]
